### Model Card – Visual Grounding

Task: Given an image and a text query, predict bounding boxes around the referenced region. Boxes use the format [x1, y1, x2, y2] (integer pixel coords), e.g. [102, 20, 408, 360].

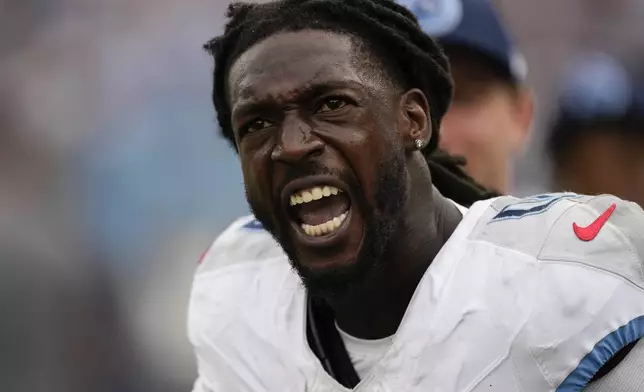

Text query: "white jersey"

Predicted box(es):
[188, 193, 644, 391]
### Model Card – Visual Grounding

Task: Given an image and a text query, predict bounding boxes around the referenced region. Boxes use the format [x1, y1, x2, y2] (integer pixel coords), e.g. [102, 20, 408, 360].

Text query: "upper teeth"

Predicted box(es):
[290, 185, 342, 206]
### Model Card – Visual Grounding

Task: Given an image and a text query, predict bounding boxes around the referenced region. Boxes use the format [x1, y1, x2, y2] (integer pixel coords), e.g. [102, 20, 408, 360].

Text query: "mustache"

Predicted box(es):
[277, 162, 346, 192]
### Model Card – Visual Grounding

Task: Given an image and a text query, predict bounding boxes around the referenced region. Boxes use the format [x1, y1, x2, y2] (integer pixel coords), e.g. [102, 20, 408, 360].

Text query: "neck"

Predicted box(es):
[485, 164, 510, 195]
[329, 165, 463, 339]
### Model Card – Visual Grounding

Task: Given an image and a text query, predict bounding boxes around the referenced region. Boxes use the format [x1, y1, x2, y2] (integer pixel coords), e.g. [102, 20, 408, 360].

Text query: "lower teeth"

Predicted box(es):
[301, 211, 348, 237]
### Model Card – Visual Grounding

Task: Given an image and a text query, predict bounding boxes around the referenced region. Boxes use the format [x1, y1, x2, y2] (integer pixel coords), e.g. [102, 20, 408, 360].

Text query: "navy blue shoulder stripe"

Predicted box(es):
[242, 219, 264, 230]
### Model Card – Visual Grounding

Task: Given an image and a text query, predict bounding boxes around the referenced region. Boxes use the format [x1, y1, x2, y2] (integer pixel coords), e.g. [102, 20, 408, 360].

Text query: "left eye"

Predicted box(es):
[317, 98, 348, 113]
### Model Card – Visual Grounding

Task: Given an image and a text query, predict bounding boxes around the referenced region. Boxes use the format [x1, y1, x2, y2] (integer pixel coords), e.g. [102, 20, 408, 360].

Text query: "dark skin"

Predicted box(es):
[227, 30, 462, 339]
[555, 131, 644, 207]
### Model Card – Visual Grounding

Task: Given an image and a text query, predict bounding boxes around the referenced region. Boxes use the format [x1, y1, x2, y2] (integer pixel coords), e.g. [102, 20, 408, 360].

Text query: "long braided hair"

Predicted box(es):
[204, 0, 498, 206]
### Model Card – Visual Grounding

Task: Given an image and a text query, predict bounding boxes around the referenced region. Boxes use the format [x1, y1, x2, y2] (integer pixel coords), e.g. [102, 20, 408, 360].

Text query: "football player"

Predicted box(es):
[189, 1, 644, 390]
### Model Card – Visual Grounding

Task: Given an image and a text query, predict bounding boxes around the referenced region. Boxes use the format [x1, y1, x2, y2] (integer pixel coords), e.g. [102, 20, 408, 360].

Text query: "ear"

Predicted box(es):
[509, 87, 534, 151]
[398, 88, 431, 151]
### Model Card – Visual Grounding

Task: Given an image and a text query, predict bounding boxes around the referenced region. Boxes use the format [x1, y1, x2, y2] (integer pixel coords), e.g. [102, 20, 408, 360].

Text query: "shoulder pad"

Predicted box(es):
[470, 192, 589, 253]
[196, 215, 285, 275]
[471, 193, 644, 289]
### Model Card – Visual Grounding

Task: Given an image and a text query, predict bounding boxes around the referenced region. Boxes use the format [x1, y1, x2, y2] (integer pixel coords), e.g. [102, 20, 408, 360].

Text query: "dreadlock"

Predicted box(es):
[204, 0, 499, 206]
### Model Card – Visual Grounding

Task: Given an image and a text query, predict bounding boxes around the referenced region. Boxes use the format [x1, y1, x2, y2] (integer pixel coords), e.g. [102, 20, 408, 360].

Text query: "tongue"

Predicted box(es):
[294, 194, 350, 226]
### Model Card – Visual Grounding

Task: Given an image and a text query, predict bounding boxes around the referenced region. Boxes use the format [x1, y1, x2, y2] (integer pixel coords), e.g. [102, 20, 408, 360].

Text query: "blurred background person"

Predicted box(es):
[0, 91, 141, 391]
[401, 0, 534, 194]
[546, 52, 644, 206]
[0, 1, 225, 390]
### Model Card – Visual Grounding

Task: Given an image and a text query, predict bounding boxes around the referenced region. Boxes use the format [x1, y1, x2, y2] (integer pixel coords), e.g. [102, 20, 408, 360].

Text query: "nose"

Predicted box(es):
[271, 114, 324, 163]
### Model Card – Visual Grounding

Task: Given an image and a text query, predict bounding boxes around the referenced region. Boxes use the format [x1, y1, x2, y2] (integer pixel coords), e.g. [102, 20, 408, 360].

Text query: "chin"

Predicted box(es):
[289, 243, 378, 298]
[297, 250, 359, 275]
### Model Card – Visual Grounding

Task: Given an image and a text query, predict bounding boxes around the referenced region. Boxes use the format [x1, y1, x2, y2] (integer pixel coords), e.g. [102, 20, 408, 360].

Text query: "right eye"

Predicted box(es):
[244, 119, 274, 134]
[317, 97, 349, 113]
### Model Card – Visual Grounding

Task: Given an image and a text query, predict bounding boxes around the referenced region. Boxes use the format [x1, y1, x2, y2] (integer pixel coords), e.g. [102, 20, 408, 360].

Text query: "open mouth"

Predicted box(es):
[287, 184, 351, 238]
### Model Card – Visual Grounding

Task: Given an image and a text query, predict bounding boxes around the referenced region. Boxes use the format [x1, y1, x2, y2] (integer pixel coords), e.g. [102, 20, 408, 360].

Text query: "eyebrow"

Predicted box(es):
[231, 80, 364, 121]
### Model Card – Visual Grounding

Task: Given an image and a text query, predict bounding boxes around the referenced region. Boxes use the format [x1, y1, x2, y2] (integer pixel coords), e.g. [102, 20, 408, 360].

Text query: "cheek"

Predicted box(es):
[239, 148, 273, 206]
[324, 116, 399, 202]
[441, 105, 513, 157]
[440, 108, 490, 154]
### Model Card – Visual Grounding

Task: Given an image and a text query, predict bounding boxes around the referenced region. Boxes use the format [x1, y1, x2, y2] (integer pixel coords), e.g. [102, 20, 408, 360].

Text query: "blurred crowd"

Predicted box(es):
[1, 0, 644, 391]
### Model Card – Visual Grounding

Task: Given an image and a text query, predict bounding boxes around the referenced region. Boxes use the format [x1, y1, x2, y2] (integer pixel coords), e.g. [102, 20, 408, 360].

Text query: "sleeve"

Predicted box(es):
[195, 215, 283, 275]
[187, 215, 283, 392]
[584, 338, 644, 391]
[540, 195, 644, 390]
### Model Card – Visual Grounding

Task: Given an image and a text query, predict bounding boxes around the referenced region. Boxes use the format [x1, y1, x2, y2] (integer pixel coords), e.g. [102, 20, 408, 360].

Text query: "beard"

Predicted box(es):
[247, 154, 408, 299]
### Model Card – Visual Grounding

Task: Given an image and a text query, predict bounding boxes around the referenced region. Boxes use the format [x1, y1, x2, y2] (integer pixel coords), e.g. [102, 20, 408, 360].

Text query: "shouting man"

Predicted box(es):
[189, 1, 644, 391]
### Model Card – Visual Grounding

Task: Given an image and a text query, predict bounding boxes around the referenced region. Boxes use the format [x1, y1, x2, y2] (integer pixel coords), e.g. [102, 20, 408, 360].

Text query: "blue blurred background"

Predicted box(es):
[1, 0, 644, 391]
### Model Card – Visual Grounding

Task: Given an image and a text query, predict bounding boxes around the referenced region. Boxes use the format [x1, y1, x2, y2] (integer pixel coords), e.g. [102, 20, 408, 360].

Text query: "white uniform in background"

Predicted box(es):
[188, 193, 644, 391]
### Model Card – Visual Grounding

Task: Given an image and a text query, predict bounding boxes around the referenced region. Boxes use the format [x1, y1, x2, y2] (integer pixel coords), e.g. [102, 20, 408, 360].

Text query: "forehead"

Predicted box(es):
[228, 30, 369, 105]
